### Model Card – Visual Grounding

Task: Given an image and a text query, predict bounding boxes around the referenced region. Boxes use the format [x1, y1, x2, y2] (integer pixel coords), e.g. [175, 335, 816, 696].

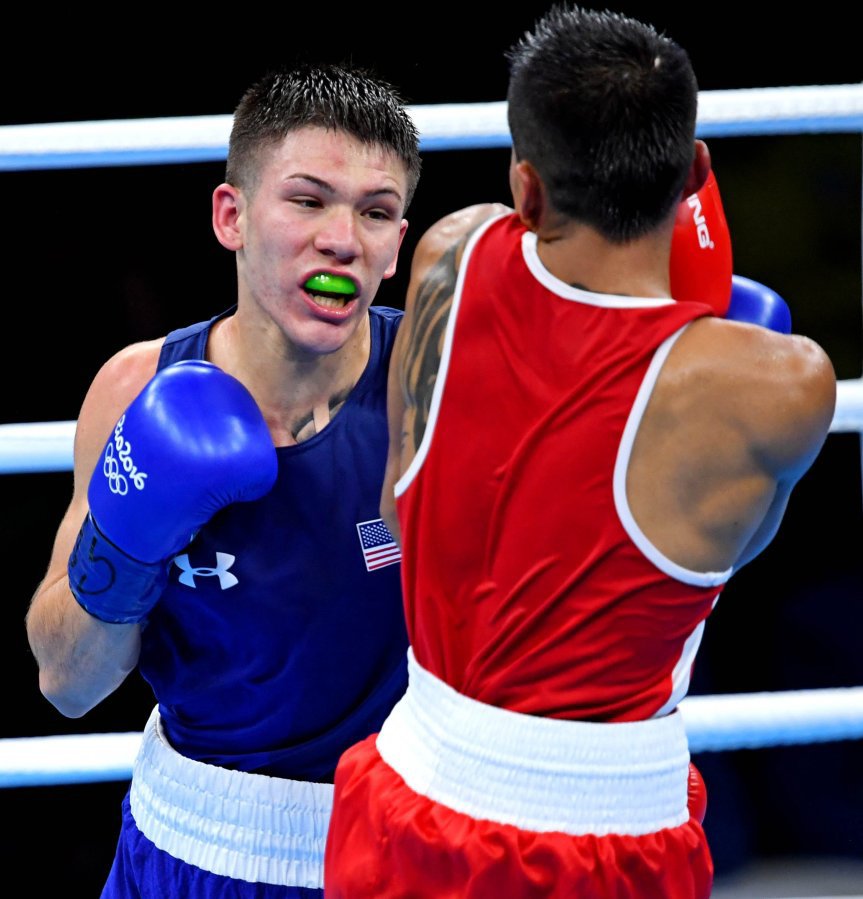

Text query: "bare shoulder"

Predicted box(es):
[418, 202, 511, 246]
[685, 317, 835, 402]
[75, 339, 165, 467]
[411, 203, 512, 279]
[671, 317, 836, 470]
[396, 204, 510, 452]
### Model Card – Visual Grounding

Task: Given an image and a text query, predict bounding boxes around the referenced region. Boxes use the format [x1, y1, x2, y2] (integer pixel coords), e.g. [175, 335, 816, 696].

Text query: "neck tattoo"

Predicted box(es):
[290, 388, 351, 444]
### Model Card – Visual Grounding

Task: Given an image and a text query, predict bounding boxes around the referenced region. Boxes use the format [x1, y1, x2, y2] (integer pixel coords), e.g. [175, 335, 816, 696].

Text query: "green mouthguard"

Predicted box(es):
[304, 273, 357, 296]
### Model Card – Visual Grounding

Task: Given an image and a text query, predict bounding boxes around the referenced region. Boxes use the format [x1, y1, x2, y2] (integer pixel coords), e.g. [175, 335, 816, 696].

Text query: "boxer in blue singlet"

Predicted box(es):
[25, 62, 421, 898]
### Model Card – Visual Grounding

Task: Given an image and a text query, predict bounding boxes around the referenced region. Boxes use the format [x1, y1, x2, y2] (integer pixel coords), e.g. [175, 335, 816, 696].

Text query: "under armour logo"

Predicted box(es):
[173, 553, 239, 589]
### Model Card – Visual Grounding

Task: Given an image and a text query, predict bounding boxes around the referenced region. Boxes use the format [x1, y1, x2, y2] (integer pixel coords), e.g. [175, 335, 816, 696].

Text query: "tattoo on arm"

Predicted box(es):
[402, 238, 466, 450]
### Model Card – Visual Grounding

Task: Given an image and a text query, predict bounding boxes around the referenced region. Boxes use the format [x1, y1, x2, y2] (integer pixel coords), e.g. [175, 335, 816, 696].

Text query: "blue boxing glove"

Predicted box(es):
[726, 274, 792, 334]
[68, 360, 278, 623]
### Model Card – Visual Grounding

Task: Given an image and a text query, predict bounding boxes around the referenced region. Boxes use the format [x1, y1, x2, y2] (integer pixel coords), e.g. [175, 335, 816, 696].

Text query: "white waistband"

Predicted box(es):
[129, 706, 333, 889]
[376, 648, 691, 836]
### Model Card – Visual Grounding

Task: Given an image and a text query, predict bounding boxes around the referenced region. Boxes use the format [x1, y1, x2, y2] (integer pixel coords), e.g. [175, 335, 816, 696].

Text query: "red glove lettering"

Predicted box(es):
[670, 170, 733, 316]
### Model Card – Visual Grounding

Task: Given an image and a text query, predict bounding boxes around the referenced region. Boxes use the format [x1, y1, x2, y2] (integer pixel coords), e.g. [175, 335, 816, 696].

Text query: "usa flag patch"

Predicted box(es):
[356, 518, 401, 571]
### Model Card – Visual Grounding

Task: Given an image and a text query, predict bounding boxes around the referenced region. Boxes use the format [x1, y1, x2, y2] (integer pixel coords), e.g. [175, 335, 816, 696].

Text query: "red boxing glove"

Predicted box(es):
[670, 170, 733, 316]
[688, 763, 708, 825]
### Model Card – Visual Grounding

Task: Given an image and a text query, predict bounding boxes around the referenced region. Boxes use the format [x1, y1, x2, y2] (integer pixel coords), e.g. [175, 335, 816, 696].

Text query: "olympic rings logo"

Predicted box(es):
[103, 414, 148, 495]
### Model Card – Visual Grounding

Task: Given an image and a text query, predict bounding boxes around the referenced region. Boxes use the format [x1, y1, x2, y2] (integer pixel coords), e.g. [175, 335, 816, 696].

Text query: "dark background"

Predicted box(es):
[2, 5, 861, 894]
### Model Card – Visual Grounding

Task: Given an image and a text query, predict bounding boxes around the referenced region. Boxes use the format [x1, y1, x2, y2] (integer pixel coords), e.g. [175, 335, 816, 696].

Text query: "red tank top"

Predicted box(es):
[395, 213, 731, 722]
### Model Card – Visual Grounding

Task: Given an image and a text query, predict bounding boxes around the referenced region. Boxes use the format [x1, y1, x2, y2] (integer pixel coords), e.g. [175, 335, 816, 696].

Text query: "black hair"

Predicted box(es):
[506, 4, 698, 242]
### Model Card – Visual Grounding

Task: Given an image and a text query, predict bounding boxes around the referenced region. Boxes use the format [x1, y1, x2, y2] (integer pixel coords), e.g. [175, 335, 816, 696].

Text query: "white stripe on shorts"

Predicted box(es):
[130, 706, 333, 889]
[376, 648, 691, 837]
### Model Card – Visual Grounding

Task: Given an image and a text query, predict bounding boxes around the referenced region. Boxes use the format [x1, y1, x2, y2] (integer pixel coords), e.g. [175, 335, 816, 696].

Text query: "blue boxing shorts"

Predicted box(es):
[100, 706, 331, 898]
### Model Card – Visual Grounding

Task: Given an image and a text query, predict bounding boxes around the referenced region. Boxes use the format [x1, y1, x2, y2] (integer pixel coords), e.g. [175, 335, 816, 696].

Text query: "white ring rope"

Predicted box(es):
[3, 686, 862, 788]
[0, 83, 861, 170]
[3, 82, 862, 787]
[1, 375, 859, 476]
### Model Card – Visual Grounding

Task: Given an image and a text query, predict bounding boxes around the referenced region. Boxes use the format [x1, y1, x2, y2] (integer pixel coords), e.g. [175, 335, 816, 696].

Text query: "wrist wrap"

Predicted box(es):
[68, 513, 167, 624]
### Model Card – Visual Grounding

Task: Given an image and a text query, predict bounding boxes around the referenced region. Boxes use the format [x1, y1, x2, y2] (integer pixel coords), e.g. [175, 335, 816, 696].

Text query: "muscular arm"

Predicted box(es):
[25, 341, 161, 717]
[629, 319, 837, 572]
[380, 203, 511, 540]
[731, 327, 836, 566]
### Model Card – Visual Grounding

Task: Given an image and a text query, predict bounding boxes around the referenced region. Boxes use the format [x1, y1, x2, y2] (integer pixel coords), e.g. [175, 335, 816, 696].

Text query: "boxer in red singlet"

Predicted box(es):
[325, 6, 836, 897]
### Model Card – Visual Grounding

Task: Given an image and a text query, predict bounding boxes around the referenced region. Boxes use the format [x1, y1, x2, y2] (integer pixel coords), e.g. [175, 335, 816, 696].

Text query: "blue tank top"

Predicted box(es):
[139, 306, 408, 782]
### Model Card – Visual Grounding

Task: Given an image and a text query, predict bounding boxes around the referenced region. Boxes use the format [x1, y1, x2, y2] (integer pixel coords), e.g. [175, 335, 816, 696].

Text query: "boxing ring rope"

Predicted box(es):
[2, 376, 861, 476]
[2, 83, 863, 169]
[2, 82, 862, 788]
[3, 685, 862, 789]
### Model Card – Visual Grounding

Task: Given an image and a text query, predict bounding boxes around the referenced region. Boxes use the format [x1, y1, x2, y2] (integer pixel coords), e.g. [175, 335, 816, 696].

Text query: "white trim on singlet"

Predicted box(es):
[653, 594, 721, 718]
[394, 225, 678, 498]
[525, 240, 730, 705]
[389, 222, 730, 719]
[613, 327, 733, 589]
[394, 212, 508, 497]
[522, 231, 679, 309]
[376, 648, 692, 836]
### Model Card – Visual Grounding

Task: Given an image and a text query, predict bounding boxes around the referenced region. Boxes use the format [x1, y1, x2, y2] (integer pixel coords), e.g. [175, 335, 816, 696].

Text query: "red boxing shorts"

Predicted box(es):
[325, 649, 712, 899]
